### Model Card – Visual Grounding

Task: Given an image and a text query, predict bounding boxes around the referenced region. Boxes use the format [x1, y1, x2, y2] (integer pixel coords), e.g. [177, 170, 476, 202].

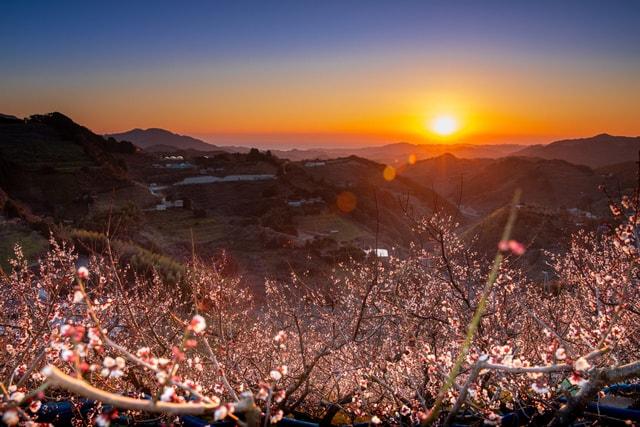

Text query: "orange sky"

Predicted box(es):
[2, 2, 639, 148]
[4, 48, 638, 148]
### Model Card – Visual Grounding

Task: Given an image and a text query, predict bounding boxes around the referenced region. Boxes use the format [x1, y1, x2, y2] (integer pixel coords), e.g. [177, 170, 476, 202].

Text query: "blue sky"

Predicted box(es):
[3, 1, 639, 65]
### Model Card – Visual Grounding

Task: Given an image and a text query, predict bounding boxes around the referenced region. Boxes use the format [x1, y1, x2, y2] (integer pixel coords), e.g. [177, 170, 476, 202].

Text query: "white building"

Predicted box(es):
[176, 174, 275, 185]
[364, 248, 389, 258]
[287, 197, 324, 207]
[153, 199, 185, 211]
[304, 161, 326, 167]
[165, 162, 193, 169]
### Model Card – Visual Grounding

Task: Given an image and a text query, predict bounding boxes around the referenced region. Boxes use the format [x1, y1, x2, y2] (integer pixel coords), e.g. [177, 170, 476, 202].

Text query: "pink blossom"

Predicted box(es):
[29, 400, 42, 413]
[256, 384, 269, 400]
[101, 356, 125, 378]
[508, 240, 526, 255]
[274, 389, 286, 403]
[485, 412, 502, 426]
[498, 239, 526, 255]
[569, 372, 588, 387]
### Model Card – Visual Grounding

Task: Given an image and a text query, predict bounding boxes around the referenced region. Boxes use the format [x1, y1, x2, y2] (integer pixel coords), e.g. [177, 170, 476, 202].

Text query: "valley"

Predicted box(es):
[0, 112, 636, 291]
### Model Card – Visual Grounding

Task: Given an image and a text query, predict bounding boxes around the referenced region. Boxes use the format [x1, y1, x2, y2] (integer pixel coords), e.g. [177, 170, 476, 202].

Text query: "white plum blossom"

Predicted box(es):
[61, 349, 75, 362]
[9, 391, 25, 403]
[2, 410, 19, 426]
[189, 314, 207, 333]
[2, 192, 640, 425]
[271, 409, 284, 423]
[77, 266, 89, 280]
[555, 347, 567, 360]
[269, 370, 282, 381]
[95, 413, 111, 427]
[574, 357, 591, 371]
[155, 371, 168, 385]
[73, 290, 84, 303]
[531, 383, 550, 394]
[160, 386, 176, 402]
[101, 356, 125, 378]
[103, 356, 116, 368]
[214, 405, 228, 421]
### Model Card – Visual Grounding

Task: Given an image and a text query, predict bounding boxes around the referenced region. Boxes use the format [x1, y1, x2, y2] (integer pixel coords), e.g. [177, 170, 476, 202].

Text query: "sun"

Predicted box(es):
[430, 115, 459, 136]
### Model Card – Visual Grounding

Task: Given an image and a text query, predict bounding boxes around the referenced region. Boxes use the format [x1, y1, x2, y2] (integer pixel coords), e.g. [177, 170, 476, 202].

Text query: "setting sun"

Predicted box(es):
[430, 115, 459, 136]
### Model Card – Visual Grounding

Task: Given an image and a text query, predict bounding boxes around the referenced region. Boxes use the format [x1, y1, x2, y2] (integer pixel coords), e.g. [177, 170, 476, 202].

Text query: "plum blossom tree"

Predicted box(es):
[0, 192, 639, 426]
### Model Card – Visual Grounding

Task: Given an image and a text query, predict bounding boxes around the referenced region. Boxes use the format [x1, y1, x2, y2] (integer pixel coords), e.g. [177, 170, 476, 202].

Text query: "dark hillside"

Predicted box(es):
[0, 113, 136, 220]
[402, 154, 611, 217]
[515, 133, 640, 168]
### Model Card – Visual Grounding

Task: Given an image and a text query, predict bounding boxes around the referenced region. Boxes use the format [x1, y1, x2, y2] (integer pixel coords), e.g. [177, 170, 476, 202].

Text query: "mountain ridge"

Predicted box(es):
[107, 128, 221, 152]
[515, 133, 640, 167]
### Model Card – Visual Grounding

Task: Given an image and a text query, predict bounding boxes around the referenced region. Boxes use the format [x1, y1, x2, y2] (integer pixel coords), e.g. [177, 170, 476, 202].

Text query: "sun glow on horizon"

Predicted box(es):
[429, 115, 459, 137]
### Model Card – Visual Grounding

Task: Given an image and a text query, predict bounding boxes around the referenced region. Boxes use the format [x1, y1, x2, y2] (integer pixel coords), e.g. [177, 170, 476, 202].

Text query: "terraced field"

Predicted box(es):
[295, 213, 369, 243]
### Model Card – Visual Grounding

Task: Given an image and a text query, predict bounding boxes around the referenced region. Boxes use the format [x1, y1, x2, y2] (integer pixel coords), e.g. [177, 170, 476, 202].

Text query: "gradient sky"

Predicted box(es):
[1, 0, 639, 148]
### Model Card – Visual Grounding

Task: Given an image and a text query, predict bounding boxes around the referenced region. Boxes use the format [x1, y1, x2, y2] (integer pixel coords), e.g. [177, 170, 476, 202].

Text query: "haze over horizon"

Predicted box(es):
[2, 0, 639, 148]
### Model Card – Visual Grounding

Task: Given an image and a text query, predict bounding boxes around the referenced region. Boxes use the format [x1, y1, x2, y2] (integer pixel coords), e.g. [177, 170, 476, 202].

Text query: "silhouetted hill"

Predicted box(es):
[0, 112, 135, 219]
[514, 134, 640, 168]
[0, 113, 20, 123]
[107, 128, 221, 152]
[294, 155, 461, 236]
[401, 154, 611, 216]
[398, 153, 494, 196]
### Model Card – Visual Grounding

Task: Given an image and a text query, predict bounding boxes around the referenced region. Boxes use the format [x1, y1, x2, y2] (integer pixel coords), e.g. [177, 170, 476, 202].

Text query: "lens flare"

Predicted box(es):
[336, 191, 357, 213]
[383, 165, 396, 181]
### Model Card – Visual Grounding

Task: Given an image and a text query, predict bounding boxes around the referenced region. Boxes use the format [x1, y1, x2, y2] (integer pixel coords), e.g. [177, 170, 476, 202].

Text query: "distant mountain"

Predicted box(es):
[515, 134, 640, 168]
[107, 127, 525, 164]
[270, 142, 524, 164]
[107, 128, 221, 152]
